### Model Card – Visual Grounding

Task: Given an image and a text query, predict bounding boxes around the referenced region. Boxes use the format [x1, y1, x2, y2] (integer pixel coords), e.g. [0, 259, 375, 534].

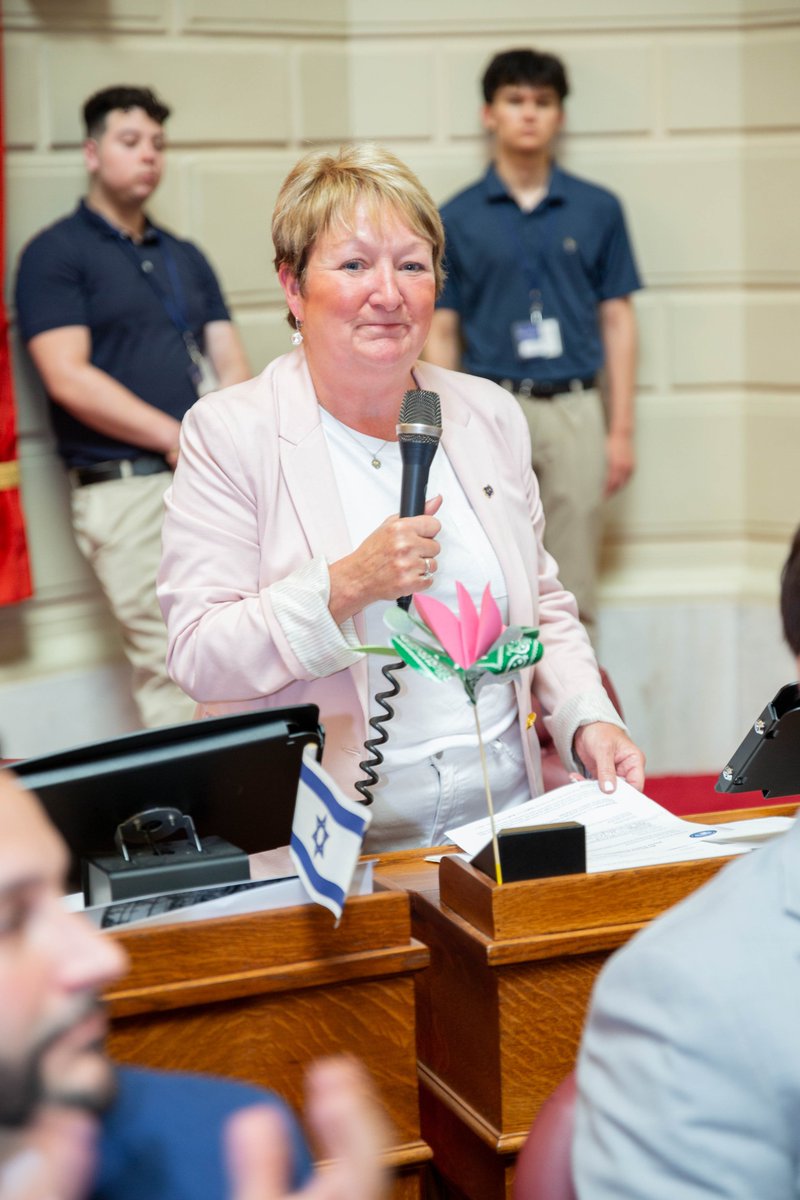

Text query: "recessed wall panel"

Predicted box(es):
[667, 295, 745, 387]
[745, 298, 800, 387]
[4, 0, 165, 31]
[4, 38, 39, 148]
[183, 0, 347, 34]
[743, 145, 800, 282]
[185, 162, 290, 304]
[297, 49, 350, 143]
[17, 453, 97, 594]
[346, 0, 774, 35]
[664, 35, 742, 131]
[607, 393, 746, 536]
[46, 44, 290, 146]
[569, 147, 743, 285]
[348, 48, 435, 140]
[746, 396, 800, 530]
[6, 161, 85, 294]
[666, 29, 800, 133]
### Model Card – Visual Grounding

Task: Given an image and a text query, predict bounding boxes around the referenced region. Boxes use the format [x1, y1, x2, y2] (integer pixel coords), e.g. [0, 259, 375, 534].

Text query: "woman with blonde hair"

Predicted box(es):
[158, 144, 644, 851]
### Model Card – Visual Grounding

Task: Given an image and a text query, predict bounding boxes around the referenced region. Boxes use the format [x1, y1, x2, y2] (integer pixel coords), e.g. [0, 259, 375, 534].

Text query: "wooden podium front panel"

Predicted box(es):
[411, 891, 609, 1136]
[105, 890, 431, 1197]
[109, 976, 419, 1137]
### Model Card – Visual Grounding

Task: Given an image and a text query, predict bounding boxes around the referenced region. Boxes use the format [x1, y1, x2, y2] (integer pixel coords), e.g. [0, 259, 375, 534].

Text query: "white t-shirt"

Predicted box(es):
[320, 408, 518, 772]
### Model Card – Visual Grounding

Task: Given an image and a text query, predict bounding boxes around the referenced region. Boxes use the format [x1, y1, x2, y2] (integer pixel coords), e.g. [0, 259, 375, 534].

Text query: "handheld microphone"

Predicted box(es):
[354, 388, 442, 804]
[397, 388, 442, 611]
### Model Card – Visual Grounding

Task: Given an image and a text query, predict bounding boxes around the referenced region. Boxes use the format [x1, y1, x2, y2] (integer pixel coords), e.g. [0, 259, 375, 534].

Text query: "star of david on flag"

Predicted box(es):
[290, 748, 372, 920]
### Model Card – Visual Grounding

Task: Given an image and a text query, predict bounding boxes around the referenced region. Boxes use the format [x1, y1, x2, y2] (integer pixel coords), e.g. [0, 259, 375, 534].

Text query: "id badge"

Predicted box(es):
[185, 333, 220, 397]
[512, 317, 564, 360]
[188, 353, 220, 397]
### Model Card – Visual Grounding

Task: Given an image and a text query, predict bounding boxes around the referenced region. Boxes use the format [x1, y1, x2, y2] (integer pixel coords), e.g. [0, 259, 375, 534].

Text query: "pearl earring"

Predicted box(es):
[291, 320, 303, 346]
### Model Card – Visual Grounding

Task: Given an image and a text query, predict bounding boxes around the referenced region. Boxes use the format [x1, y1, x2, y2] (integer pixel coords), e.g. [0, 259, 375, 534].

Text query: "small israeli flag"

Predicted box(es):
[290, 748, 372, 920]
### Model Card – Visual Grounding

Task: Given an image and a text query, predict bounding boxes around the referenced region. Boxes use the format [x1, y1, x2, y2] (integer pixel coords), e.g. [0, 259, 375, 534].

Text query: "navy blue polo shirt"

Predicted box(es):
[94, 1066, 312, 1199]
[437, 164, 642, 383]
[14, 201, 231, 468]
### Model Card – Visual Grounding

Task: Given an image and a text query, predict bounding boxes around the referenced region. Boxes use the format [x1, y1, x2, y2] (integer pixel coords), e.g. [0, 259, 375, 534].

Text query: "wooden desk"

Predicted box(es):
[106, 888, 431, 1199]
[374, 803, 797, 1200]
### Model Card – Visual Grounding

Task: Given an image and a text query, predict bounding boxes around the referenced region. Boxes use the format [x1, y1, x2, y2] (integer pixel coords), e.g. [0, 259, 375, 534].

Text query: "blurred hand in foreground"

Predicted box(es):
[226, 1058, 390, 1200]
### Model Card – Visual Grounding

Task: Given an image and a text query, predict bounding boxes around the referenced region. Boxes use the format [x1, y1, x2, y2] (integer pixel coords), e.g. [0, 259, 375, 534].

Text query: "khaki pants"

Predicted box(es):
[516, 387, 606, 639]
[71, 471, 195, 729]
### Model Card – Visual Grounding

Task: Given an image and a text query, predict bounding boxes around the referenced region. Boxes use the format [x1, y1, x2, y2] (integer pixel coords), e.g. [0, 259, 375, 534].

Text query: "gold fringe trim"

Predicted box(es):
[0, 460, 21, 491]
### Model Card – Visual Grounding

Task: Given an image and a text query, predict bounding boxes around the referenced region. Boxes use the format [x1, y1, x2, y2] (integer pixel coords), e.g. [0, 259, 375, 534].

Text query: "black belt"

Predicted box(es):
[489, 375, 597, 399]
[69, 454, 171, 488]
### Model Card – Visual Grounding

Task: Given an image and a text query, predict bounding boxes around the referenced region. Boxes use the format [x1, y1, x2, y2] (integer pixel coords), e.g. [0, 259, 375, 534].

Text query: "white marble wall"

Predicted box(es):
[3, 0, 799, 768]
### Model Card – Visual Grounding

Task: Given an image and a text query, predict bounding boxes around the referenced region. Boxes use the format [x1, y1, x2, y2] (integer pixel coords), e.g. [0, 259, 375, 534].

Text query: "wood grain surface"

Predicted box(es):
[106, 888, 432, 1198]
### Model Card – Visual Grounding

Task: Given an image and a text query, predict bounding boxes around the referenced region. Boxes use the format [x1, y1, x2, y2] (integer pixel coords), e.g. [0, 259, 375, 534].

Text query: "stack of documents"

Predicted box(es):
[446, 779, 794, 873]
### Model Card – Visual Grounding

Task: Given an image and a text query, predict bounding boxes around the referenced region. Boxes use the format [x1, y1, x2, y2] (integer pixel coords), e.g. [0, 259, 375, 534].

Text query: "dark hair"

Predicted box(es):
[482, 48, 569, 105]
[82, 86, 171, 138]
[780, 527, 800, 658]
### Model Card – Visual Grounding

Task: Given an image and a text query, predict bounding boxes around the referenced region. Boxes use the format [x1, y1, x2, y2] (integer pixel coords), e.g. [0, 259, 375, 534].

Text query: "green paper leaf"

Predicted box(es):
[390, 636, 458, 683]
[476, 631, 543, 676]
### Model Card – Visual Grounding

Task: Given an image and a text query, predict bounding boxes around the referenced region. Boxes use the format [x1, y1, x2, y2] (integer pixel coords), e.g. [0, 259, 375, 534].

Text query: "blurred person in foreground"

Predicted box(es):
[0, 769, 388, 1200]
[14, 85, 251, 729]
[158, 143, 644, 853]
[573, 528, 800, 1197]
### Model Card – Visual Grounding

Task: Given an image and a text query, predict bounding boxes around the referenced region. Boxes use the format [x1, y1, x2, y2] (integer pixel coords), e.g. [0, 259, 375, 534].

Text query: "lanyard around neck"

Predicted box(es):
[114, 232, 192, 336]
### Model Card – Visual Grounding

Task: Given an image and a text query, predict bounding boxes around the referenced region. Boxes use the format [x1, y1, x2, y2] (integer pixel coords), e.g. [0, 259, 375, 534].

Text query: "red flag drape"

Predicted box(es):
[0, 21, 34, 605]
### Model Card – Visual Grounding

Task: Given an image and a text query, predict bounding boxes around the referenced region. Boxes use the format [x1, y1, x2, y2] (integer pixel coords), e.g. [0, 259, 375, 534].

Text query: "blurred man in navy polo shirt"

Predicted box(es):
[0, 768, 388, 1200]
[14, 86, 251, 728]
[426, 49, 641, 640]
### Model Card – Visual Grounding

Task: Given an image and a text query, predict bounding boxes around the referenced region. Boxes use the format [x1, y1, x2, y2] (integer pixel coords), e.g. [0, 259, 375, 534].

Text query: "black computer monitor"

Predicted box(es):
[5, 706, 324, 893]
[715, 683, 800, 799]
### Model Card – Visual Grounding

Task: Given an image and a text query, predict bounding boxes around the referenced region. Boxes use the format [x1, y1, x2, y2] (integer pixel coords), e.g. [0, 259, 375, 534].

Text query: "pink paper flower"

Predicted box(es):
[414, 583, 504, 670]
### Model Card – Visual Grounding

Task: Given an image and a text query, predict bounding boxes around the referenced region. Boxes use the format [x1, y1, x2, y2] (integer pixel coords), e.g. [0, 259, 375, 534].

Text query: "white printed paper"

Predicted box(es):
[445, 779, 779, 873]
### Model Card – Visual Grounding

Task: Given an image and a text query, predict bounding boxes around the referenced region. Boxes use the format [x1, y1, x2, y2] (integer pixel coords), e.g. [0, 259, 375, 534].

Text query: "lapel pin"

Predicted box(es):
[483, 485, 494, 497]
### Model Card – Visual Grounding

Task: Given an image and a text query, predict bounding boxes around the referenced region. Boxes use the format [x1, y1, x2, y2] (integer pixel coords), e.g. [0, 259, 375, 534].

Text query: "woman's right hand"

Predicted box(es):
[328, 496, 442, 624]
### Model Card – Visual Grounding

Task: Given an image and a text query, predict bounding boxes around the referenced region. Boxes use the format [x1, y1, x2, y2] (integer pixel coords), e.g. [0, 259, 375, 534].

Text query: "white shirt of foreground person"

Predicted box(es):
[573, 812, 800, 1199]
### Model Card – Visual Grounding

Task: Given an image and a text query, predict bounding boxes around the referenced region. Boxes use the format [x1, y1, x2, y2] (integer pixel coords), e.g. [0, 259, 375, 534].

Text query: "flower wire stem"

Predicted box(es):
[472, 703, 503, 886]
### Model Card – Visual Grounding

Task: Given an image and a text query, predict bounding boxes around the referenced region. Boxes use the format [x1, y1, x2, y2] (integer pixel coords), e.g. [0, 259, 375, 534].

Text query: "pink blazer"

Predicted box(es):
[158, 351, 605, 799]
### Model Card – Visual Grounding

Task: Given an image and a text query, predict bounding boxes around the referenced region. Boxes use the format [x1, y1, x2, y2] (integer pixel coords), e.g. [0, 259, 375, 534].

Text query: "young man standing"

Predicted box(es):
[426, 49, 641, 639]
[14, 87, 251, 728]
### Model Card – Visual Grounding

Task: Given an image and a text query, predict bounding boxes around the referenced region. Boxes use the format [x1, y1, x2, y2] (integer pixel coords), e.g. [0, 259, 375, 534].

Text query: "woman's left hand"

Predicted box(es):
[573, 723, 646, 794]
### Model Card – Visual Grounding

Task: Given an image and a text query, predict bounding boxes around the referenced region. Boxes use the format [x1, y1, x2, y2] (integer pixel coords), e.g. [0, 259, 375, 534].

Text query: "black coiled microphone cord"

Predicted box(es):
[354, 659, 405, 805]
[353, 387, 442, 806]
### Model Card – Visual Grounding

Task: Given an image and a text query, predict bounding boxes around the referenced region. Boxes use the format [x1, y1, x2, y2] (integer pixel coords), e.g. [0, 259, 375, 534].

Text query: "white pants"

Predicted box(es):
[362, 720, 531, 853]
[71, 471, 196, 729]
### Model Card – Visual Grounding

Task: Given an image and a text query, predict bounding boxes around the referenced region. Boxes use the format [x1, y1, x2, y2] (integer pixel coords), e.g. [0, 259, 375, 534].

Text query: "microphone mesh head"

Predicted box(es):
[399, 389, 441, 429]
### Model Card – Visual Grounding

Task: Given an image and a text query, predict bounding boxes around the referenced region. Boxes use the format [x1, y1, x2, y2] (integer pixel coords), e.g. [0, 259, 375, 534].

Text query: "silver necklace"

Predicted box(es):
[334, 419, 390, 469]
